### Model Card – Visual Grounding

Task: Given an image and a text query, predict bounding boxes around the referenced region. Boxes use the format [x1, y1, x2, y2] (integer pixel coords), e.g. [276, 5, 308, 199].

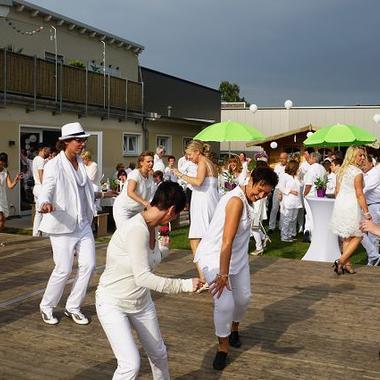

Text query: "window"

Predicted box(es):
[45, 51, 64, 64]
[156, 135, 172, 154]
[123, 133, 141, 155]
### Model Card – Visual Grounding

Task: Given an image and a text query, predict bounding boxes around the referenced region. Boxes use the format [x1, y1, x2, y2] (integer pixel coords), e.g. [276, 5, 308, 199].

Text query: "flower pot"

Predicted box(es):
[316, 188, 326, 198]
[224, 182, 237, 191]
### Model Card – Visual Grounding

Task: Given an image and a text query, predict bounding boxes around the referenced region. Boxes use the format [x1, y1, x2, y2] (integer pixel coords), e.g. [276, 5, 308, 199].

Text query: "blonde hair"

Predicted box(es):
[81, 151, 92, 160]
[185, 140, 212, 158]
[227, 157, 242, 174]
[137, 151, 154, 168]
[337, 146, 365, 181]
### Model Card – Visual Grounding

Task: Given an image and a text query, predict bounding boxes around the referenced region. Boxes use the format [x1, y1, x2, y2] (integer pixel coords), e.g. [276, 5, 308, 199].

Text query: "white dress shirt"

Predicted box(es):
[303, 163, 326, 197]
[363, 166, 380, 205]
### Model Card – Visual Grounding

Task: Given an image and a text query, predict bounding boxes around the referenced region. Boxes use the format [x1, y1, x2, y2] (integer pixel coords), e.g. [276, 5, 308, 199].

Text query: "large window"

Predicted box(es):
[156, 135, 172, 154]
[123, 133, 141, 155]
[182, 136, 193, 152]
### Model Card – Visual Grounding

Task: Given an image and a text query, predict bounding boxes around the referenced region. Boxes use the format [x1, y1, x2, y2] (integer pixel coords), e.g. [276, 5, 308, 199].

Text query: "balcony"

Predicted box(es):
[0, 48, 143, 118]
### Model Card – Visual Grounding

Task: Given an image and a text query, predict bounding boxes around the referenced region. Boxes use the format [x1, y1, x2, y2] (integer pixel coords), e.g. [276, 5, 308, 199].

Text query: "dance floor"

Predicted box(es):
[1, 232, 380, 379]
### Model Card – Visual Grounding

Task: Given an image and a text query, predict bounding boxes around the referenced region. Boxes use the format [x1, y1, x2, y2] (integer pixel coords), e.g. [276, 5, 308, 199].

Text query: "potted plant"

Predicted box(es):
[314, 175, 328, 197]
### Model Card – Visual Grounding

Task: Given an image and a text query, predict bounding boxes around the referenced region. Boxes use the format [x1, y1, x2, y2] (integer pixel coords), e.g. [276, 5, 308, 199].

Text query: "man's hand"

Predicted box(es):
[39, 202, 54, 213]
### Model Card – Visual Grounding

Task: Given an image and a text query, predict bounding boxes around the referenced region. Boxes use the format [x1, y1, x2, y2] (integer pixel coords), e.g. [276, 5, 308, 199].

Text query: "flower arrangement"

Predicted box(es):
[158, 223, 171, 250]
[223, 171, 238, 191]
[314, 175, 329, 197]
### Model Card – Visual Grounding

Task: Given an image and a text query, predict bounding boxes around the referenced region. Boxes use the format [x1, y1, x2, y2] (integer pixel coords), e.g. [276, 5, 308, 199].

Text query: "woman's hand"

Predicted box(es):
[171, 169, 181, 178]
[103, 190, 118, 198]
[192, 278, 204, 292]
[39, 202, 54, 213]
[143, 201, 151, 210]
[209, 274, 231, 298]
[360, 219, 379, 235]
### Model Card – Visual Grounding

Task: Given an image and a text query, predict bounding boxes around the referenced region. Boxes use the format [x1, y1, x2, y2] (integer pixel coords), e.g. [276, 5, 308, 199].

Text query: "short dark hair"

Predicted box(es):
[305, 147, 314, 155]
[150, 181, 186, 214]
[0, 152, 8, 167]
[250, 167, 278, 188]
[117, 169, 127, 178]
[332, 158, 343, 166]
[153, 170, 163, 181]
[285, 160, 299, 176]
[167, 155, 175, 162]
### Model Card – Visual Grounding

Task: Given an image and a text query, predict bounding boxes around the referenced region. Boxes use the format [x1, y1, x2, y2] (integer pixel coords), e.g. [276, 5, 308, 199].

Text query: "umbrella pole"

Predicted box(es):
[229, 141, 231, 157]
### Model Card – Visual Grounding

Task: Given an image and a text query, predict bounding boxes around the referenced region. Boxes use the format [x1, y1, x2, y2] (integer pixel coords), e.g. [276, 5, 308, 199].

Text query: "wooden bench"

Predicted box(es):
[94, 212, 109, 237]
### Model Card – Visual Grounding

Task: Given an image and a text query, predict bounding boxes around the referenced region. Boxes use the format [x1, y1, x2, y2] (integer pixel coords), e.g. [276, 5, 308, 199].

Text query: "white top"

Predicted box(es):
[363, 166, 380, 205]
[32, 155, 45, 186]
[194, 186, 251, 275]
[274, 163, 286, 189]
[178, 159, 197, 191]
[96, 213, 193, 313]
[153, 154, 165, 172]
[177, 156, 187, 172]
[326, 172, 336, 195]
[279, 173, 302, 209]
[163, 166, 178, 182]
[117, 169, 154, 214]
[304, 163, 326, 197]
[84, 161, 101, 186]
[298, 161, 310, 184]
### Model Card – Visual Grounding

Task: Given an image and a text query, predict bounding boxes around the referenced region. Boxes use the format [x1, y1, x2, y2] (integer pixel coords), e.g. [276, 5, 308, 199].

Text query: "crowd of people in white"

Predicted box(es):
[3, 121, 380, 377]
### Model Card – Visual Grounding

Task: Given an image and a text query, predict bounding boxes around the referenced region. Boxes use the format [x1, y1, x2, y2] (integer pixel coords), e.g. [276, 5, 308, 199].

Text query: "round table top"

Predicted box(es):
[305, 196, 335, 203]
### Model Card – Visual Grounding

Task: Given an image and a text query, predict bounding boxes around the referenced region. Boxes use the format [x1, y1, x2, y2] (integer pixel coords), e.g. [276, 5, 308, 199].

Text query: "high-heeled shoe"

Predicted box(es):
[344, 263, 356, 274]
[332, 259, 345, 275]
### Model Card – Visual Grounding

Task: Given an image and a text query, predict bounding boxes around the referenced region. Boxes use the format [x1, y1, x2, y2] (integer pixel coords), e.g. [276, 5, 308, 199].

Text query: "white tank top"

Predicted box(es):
[194, 185, 251, 275]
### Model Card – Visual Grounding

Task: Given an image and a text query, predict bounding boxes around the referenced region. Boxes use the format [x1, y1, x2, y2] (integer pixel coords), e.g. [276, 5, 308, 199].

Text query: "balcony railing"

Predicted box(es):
[0, 48, 143, 117]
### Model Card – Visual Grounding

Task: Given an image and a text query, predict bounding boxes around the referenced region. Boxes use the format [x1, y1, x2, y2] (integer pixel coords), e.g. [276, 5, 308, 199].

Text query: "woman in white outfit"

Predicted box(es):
[0, 152, 21, 231]
[279, 160, 302, 242]
[195, 167, 278, 370]
[113, 151, 154, 229]
[330, 146, 369, 275]
[172, 140, 219, 287]
[38, 122, 114, 326]
[81, 150, 102, 212]
[96, 182, 201, 380]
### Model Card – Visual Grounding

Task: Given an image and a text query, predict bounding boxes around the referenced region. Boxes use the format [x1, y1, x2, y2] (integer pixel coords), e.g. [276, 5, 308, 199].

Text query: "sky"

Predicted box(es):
[30, 0, 380, 107]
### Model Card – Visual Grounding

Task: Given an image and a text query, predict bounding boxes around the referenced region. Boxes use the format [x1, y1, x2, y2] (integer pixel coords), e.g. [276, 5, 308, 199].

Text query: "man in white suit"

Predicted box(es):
[39, 122, 112, 325]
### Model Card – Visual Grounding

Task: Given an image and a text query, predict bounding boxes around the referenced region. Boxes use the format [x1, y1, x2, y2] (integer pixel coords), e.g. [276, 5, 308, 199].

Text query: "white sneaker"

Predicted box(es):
[249, 248, 264, 256]
[41, 310, 59, 325]
[64, 309, 89, 325]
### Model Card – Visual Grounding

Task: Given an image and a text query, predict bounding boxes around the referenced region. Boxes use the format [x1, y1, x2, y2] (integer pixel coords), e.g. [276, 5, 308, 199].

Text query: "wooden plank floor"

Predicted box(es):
[1, 232, 380, 379]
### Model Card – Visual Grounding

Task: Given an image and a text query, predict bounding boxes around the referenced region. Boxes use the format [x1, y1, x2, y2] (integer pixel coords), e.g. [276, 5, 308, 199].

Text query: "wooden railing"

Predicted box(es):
[0, 49, 143, 114]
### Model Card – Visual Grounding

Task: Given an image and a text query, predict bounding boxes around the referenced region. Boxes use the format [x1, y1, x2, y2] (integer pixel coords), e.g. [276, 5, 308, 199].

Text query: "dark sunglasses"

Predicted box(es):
[73, 138, 87, 143]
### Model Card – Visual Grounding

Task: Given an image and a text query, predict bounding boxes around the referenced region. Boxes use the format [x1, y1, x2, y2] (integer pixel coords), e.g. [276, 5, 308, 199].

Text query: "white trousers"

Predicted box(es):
[96, 300, 169, 380]
[280, 208, 299, 240]
[251, 229, 264, 250]
[32, 184, 42, 237]
[203, 265, 251, 337]
[269, 189, 281, 230]
[303, 198, 314, 234]
[362, 203, 380, 264]
[40, 223, 96, 313]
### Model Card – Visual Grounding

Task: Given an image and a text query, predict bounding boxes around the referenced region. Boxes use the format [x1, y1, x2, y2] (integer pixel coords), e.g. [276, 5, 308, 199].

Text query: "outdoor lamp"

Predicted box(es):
[249, 104, 258, 113]
[306, 131, 314, 138]
[270, 141, 278, 149]
[284, 99, 293, 110]
[373, 114, 380, 124]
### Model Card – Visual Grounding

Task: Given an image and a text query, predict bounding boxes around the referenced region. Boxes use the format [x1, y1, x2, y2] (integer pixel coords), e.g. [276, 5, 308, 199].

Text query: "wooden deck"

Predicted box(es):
[1, 232, 380, 379]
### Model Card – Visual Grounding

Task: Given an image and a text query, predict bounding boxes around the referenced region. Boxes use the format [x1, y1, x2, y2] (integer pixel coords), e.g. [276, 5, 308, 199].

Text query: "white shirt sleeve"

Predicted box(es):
[127, 169, 140, 183]
[86, 162, 98, 182]
[125, 225, 193, 293]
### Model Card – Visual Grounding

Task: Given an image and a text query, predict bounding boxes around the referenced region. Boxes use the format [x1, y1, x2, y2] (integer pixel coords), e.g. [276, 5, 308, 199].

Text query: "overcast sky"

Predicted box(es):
[31, 0, 380, 107]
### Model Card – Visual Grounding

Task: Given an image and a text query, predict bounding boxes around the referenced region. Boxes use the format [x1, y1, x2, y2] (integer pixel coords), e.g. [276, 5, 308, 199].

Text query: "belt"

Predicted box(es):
[368, 202, 380, 206]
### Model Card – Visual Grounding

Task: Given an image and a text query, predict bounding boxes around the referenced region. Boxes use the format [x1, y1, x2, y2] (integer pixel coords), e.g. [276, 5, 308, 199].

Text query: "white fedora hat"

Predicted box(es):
[59, 122, 90, 141]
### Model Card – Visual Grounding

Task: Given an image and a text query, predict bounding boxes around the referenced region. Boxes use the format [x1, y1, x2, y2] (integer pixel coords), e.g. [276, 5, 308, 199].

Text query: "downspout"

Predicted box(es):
[138, 65, 149, 150]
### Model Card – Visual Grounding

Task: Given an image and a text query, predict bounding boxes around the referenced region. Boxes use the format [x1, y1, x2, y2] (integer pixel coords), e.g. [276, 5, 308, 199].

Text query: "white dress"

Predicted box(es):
[189, 176, 219, 239]
[0, 169, 9, 218]
[330, 165, 362, 238]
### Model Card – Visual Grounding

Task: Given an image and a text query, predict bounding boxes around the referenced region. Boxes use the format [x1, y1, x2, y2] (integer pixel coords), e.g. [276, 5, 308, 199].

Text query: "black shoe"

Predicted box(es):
[229, 331, 241, 348]
[213, 351, 228, 371]
[303, 231, 310, 242]
[268, 229, 274, 235]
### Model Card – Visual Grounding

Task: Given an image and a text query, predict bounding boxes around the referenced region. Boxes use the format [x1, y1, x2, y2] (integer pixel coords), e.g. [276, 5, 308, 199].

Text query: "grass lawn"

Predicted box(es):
[170, 226, 368, 265]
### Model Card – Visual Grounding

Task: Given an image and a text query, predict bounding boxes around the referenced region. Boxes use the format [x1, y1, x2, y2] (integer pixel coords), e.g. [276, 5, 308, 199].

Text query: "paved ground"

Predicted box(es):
[1, 232, 380, 379]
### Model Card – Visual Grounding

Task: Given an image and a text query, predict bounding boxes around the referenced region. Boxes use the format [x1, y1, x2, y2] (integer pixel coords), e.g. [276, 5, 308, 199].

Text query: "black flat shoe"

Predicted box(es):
[229, 331, 241, 348]
[213, 351, 228, 370]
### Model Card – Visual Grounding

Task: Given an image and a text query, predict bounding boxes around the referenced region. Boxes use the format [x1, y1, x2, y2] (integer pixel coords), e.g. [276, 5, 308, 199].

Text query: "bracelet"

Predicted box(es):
[216, 273, 229, 279]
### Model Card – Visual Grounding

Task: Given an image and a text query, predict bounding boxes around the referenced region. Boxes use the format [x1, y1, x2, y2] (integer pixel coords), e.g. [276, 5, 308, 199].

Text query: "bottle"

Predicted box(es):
[106, 178, 110, 191]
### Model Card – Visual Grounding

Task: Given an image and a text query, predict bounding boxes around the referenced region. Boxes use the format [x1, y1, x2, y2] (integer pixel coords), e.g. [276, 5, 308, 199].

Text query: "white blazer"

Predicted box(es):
[38, 151, 95, 234]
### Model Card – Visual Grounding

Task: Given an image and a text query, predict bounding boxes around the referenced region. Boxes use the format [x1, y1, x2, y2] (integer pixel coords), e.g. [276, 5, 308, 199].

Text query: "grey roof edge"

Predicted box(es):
[3, 0, 144, 53]
[141, 66, 220, 94]
[222, 104, 380, 111]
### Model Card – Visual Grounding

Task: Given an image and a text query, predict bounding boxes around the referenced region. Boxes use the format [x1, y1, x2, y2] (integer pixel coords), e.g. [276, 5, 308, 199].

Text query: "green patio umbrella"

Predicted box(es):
[194, 120, 265, 154]
[303, 123, 377, 147]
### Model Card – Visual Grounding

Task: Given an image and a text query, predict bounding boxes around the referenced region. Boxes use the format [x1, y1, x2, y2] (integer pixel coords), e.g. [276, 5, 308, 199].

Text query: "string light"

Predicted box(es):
[5, 17, 43, 35]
